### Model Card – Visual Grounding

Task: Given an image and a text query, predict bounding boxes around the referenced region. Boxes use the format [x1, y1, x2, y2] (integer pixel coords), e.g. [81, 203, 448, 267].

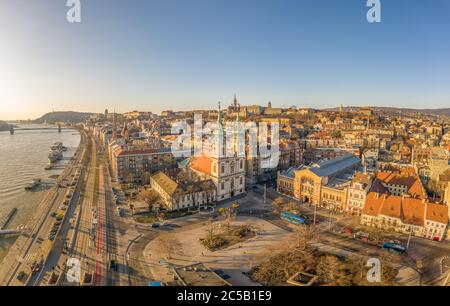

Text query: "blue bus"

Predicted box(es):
[281, 212, 308, 225]
[381, 242, 406, 254]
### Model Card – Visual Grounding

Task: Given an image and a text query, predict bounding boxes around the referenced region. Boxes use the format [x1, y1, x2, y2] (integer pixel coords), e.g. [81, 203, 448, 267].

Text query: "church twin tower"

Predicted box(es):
[210, 102, 246, 201]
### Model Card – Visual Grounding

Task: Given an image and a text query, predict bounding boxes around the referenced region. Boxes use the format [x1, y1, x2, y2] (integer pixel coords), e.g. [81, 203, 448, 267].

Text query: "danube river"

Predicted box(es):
[0, 125, 80, 262]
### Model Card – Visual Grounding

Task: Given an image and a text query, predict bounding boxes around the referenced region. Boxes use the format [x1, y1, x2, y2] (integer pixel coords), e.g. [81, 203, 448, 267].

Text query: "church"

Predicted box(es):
[190, 103, 246, 201]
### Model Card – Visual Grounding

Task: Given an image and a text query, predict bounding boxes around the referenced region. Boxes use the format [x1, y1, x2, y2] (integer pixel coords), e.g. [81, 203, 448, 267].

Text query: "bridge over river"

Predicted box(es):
[7, 124, 73, 134]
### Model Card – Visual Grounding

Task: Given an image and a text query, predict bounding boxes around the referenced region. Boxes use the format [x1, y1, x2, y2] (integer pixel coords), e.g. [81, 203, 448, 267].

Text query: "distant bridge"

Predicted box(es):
[7, 124, 71, 134]
[14, 127, 69, 131]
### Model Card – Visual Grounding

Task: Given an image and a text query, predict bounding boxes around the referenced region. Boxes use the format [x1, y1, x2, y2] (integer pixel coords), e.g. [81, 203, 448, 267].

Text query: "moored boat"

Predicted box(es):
[25, 178, 41, 190]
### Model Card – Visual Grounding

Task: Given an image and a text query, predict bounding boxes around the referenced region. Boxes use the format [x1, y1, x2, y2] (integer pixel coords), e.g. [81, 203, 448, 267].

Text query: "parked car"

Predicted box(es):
[214, 269, 231, 280]
[354, 231, 370, 242]
[109, 260, 118, 271]
[342, 227, 353, 235]
[17, 271, 27, 282]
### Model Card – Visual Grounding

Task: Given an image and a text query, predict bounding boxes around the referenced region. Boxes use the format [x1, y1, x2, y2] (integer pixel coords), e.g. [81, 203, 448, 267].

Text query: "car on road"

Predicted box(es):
[214, 269, 231, 280]
[342, 227, 353, 235]
[354, 231, 370, 242]
[116, 207, 124, 217]
[17, 271, 27, 282]
[151, 223, 160, 228]
[109, 260, 118, 271]
[31, 261, 41, 273]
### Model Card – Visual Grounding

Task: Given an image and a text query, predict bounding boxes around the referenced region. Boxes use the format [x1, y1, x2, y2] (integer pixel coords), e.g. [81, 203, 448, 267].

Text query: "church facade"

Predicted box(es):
[190, 104, 246, 201]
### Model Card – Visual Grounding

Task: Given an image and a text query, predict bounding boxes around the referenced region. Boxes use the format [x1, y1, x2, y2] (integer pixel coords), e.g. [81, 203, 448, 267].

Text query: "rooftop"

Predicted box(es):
[309, 154, 360, 178]
[190, 155, 212, 175]
[362, 192, 449, 226]
[376, 171, 425, 199]
[279, 166, 304, 179]
[172, 263, 231, 286]
[151, 171, 178, 195]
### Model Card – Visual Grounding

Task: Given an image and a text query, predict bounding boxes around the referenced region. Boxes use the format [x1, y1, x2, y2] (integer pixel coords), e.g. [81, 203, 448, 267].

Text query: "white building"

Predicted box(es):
[190, 106, 245, 201]
[346, 173, 373, 216]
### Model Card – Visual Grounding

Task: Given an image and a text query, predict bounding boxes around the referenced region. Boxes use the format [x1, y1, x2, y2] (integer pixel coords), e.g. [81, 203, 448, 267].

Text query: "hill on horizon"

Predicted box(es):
[326, 106, 450, 116]
[34, 111, 93, 124]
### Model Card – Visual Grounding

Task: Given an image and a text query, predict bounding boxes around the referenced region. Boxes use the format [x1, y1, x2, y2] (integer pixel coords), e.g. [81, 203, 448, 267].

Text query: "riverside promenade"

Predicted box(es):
[0, 129, 87, 286]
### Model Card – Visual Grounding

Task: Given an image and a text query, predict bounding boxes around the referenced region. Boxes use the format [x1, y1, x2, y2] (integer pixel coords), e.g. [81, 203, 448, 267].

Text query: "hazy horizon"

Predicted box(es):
[1, 0, 450, 120]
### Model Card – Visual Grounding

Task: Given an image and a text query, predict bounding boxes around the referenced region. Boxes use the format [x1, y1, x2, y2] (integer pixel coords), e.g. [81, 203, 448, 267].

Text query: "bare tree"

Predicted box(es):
[218, 203, 240, 232]
[156, 234, 180, 260]
[272, 197, 286, 213]
[292, 225, 317, 251]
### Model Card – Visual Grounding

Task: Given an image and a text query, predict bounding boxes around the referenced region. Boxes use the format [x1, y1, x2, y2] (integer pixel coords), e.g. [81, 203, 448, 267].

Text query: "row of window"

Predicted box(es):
[322, 193, 343, 202]
[221, 177, 243, 190]
[213, 160, 244, 174]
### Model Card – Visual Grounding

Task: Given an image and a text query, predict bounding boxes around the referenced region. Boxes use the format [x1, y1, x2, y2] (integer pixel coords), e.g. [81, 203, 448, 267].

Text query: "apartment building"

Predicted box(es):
[111, 146, 177, 183]
[346, 173, 373, 216]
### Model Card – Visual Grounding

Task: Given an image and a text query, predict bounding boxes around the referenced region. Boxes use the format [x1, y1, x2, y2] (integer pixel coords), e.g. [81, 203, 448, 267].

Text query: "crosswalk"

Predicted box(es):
[21, 252, 40, 264]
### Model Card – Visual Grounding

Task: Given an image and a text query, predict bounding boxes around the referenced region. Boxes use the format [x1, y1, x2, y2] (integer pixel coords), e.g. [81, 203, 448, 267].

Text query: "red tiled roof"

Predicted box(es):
[426, 204, 449, 224]
[363, 192, 449, 226]
[190, 156, 212, 175]
[379, 196, 402, 220]
[362, 193, 384, 217]
[402, 198, 425, 226]
[376, 171, 425, 199]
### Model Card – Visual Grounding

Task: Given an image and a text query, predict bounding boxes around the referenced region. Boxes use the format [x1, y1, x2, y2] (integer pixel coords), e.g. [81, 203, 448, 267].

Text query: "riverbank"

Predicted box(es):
[0, 126, 80, 262]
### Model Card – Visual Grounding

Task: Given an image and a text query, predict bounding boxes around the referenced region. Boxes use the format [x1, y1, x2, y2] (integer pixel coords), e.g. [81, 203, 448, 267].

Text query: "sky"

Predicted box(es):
[0, 0, 450, 120]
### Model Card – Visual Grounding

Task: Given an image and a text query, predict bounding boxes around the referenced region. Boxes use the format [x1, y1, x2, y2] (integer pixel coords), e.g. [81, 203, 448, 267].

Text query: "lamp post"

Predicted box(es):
[406, 226, 413, 250]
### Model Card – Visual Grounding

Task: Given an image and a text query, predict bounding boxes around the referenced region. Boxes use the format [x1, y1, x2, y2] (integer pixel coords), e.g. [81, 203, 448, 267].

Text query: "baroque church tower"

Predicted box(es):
[210, 102, 246, 201]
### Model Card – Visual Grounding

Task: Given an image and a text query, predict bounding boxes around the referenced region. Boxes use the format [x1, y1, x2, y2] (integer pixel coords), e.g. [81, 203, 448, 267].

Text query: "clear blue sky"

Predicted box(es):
[1, 0, 450, 119]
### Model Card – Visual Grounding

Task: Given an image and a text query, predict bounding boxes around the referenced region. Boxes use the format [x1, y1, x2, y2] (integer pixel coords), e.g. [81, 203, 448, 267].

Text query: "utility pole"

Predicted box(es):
[313, 204, 317, 226]
[263, 184, 266, 204]
[328, 211, 333, 229]
[406, 226, 413, 249]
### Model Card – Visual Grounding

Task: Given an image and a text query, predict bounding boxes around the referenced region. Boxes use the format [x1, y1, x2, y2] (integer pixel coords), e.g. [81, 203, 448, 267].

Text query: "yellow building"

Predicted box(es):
[293, 155, 360, 209]
[150, 171, 216, 211]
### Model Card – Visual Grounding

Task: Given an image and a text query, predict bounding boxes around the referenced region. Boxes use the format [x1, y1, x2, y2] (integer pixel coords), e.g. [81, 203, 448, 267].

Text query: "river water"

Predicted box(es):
[0, 125, 80, 262]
